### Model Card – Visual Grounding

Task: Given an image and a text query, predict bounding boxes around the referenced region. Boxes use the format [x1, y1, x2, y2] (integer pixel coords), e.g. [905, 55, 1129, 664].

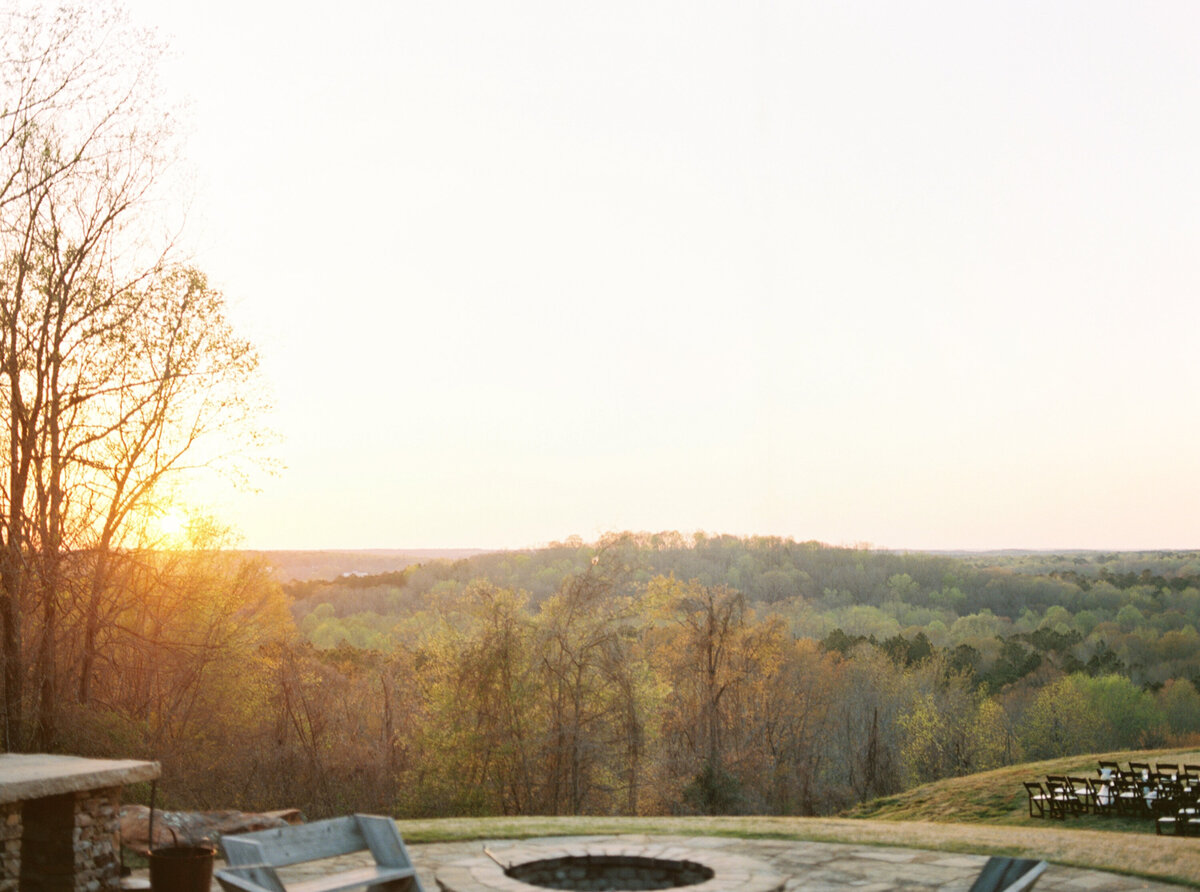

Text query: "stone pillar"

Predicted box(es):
[1, 801, 20, 892]
[19, 793, 73, 892]
[17, 786, 122, 892]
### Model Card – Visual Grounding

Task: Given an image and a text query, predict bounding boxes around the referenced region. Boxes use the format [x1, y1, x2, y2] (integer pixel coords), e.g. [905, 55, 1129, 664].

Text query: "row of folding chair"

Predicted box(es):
[1098, 762, 1200, 811]
[1024, 773, 1197, 819]
[1024, 777, 1095, 819]
[1097, 760, 1200, 783]
[1121, 762, 1200, 837]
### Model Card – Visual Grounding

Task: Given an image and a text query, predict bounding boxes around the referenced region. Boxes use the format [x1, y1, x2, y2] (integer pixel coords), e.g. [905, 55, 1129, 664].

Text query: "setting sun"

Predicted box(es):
[154, 507, 188, 542]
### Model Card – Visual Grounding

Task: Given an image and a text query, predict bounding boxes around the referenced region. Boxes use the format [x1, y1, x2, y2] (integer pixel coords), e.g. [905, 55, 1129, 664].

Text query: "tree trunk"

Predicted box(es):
[0, 545, 23, 751]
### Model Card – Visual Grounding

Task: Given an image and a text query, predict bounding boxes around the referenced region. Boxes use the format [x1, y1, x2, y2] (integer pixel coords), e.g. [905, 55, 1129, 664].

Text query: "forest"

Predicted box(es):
[229, 533, 1199, 818]
[38, 532, 1198, 820]
[288, 535, 1200, 693]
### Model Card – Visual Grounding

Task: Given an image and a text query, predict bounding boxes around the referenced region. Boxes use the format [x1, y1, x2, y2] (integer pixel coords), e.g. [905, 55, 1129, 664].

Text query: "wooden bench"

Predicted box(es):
[214, 814, 425, 892]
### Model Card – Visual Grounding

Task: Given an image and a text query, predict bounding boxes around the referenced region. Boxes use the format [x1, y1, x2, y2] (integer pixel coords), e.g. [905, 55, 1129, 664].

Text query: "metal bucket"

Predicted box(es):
[145, 781, 214, 892]
[148, 843, 214, 892]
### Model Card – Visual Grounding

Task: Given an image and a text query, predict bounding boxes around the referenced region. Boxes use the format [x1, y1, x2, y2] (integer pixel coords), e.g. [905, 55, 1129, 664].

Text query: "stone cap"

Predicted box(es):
[0, 753, 159, 804]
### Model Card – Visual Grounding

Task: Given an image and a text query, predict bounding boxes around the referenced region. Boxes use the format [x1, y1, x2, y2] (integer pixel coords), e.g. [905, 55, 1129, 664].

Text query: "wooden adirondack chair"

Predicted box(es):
[967, 857, 1048, 892]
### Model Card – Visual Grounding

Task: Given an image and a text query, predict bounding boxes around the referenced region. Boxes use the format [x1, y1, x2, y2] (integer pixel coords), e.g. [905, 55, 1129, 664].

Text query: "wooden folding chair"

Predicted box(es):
[1024, 781, 1053, 818]
[1156, 803, 1200, 836]
[1086, 776, 1115, 816]
[1045, 776, 1082, 816]
[1114, 776, 1151, 816]
[1097, 759, 1122, 778]
[1066, 776, 1095, 813]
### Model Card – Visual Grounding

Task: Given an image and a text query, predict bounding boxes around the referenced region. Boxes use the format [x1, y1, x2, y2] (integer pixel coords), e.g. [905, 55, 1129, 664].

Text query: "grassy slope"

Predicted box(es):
[846, 747, 1200, 825]
[392, 749, 1200, 888]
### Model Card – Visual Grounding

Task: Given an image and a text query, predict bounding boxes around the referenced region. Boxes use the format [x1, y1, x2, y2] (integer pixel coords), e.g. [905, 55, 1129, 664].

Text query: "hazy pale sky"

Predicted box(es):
[125, 0, 1200, 552]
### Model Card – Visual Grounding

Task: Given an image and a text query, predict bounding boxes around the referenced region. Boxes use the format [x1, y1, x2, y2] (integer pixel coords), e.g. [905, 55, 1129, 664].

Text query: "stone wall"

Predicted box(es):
[2, 801, 19, 892]
[72, 786, 122, 891]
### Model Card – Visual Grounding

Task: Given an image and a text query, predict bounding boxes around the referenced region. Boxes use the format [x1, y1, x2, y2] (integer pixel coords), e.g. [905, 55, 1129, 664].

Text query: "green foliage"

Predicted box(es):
[1158, 678, 1200, 738]
[1085, 642, 1126, 676]
[1117, 604, 1146, 631]
[820, 628, 872, 655]
[892, 631, 933, 665]
[682, 762, 744, 815]
[981, 639, 1041, 689]
[285, 539, 1200, 693]
[1072, 674, 1164, 748]
[1019, 676, 1104, 759]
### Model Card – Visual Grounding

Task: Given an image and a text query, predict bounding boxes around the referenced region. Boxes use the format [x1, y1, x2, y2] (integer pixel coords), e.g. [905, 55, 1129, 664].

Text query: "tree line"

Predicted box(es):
[291, 534, 1200, 693]
[24, 532, 1200, 819]
[67, 532, 1197, 820]
[212, 533, 1198, 818]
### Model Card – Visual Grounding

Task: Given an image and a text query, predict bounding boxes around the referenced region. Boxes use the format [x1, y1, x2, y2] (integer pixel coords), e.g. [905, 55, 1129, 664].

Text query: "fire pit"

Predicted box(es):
[507, 854, 712, 890]
[435, 841, 784, 892]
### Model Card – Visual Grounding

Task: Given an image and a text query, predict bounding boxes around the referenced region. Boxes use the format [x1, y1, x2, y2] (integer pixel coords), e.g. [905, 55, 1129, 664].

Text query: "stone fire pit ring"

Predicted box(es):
[435, 841, 785, 892]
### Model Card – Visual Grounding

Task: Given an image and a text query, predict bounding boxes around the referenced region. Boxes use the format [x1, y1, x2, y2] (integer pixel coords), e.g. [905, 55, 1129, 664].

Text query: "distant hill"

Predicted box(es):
[245, 548, 492, 582]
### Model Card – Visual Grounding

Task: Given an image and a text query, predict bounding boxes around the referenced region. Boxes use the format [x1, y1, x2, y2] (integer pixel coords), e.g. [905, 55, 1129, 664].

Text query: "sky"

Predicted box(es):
[122, 0, 1200, 552]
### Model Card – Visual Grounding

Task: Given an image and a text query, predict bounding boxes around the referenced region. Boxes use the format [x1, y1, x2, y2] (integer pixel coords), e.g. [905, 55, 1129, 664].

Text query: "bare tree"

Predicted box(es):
[0, 4, 266, 750]
[535, 543, 646, 814]
[71, 266, 265, 708]
[647, 577, 780, 813]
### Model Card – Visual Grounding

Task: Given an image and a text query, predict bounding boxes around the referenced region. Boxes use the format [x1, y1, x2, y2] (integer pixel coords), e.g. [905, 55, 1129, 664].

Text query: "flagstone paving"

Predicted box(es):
[130, 833, 1184, 891]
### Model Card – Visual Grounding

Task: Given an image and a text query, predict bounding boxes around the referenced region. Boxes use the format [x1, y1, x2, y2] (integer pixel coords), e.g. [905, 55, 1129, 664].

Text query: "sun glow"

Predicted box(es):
[155, 508, 189, 542]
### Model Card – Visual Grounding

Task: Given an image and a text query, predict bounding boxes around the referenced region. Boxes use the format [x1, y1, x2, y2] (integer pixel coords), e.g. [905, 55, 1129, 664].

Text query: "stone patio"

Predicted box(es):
[129, 833, 1183, 892]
